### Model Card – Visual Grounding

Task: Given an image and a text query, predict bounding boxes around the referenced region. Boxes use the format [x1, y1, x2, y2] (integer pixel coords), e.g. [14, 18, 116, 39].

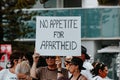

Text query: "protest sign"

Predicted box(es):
[36, 16, 81, 56]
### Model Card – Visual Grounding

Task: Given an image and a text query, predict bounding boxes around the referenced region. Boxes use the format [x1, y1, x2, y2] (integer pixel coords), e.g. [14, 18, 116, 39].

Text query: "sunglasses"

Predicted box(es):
[65, 61, 71, 64]
[45, 56, 56, 59]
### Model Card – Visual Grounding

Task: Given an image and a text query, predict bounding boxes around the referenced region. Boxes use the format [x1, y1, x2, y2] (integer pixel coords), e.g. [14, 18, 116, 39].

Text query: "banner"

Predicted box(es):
[0, 44, 12, 61]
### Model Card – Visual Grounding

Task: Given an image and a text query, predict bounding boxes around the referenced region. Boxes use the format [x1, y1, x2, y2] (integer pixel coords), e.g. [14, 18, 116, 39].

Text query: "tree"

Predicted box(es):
[0, 1, 3, 41]
[1, 0, 36, 41]
[0, 0, 36, 51]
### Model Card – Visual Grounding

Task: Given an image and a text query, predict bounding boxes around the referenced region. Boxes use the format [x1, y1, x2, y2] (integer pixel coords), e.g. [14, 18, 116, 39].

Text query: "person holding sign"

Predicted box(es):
[30, 53, 68, 80]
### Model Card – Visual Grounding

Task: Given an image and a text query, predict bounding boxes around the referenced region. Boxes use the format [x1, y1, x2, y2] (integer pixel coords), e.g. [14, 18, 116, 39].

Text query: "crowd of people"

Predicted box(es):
[0, 45, 111, 80]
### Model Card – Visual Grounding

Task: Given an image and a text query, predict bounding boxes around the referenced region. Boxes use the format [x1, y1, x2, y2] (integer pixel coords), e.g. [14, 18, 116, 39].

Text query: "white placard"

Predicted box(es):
[35, 16, 81, 56]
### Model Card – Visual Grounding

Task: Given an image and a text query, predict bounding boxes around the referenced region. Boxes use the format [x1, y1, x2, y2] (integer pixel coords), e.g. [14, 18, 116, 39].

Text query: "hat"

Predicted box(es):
[81, 46, 90, 59]
[70, 57, 85, 70]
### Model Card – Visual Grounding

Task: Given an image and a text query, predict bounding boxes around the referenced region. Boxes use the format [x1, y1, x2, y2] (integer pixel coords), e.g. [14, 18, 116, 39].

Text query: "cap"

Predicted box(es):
[81, 46, 90, 59]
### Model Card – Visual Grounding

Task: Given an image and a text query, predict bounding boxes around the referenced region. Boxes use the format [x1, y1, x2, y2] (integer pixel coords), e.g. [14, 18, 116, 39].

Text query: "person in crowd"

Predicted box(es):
[79, 46, 93, 70]
[76, 45, 93, 80]
[15, 51, 46, 80]
[30, 53, 68, 80]
[64, 56, 73, 77]
[57, 57, 87, 80]
[0, 51, 21, 80]
[90, 61, 99, 75]
[91, 62, 109, 80]
[0, 50, 32, 80]
[15, 51, 33, 80]
[64, 56, 72, 70]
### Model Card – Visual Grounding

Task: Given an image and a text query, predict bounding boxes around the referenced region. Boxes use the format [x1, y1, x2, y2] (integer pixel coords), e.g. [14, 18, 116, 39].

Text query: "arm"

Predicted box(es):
[56, 56, 66, 79]
[30, 53, 40, 79]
